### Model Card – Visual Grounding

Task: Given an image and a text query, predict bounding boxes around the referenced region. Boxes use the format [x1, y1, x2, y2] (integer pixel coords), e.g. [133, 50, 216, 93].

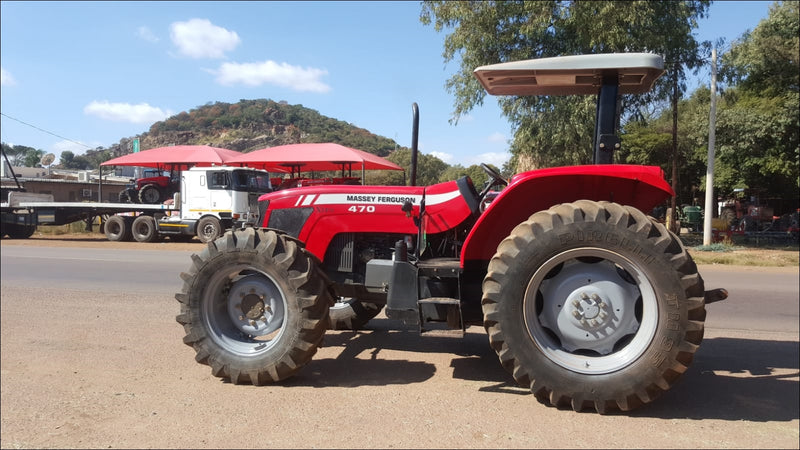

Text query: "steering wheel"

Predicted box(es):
[478, 163, 508, 202]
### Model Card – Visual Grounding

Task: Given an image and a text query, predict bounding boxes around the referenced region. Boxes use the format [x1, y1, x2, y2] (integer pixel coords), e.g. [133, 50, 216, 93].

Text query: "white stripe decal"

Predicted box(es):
[294, 196, 304, 207]
[301, 194, 317, 206]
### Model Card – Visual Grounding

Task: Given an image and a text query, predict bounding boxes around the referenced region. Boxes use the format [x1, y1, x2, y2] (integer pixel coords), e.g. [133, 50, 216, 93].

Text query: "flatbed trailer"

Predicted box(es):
[1, 191, 178, 239]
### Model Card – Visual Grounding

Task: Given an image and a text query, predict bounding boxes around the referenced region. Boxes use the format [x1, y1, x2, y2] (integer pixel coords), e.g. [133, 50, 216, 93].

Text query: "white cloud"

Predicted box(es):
[468, 151, 511, 168]
[170, 18, 240, 59]
[429, 151, 454, 164]
[83, 101, 173, 124]
[211, 61, 331, 93]
[136, 26, 159, 43]
[1, 67, 17, 86]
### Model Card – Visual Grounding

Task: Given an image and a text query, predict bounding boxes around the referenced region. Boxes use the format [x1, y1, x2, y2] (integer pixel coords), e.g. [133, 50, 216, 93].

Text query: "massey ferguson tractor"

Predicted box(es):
[175, 53, 727, 413]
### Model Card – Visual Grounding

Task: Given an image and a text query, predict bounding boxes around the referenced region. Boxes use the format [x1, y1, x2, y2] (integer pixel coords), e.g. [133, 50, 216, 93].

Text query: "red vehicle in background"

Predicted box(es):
[119, 168, 179, 204]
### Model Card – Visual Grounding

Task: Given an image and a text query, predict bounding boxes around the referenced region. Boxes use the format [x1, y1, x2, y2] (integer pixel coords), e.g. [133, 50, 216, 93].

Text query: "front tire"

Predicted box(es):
[482, 200, 705, 413]
[196, 216, 222, 243]
[175, 228, 331, 384]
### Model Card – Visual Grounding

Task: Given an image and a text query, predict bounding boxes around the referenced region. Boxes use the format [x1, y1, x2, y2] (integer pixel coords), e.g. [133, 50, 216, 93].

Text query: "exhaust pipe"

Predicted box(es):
[410, 103, 419, 186]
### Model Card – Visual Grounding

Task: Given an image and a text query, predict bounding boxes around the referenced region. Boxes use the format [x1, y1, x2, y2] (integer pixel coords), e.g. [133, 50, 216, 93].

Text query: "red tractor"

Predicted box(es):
[175, 54, 726, 413]
[119, 168, 180, 204]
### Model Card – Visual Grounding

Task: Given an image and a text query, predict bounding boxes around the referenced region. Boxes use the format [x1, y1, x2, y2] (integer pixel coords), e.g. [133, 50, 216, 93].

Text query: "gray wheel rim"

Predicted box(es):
[523, 247, 658, 375]
[200, 221, 218, 241]
[202, 265, 287, 357]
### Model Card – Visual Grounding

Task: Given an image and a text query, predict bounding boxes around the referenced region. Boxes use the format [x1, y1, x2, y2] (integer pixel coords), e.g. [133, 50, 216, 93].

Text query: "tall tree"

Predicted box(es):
[714, 1, 799, 207]
[420, 0, 711, 171]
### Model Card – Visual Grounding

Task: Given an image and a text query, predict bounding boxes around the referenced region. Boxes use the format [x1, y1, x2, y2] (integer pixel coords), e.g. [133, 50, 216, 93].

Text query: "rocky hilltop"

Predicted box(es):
[103, 99, 402, 159]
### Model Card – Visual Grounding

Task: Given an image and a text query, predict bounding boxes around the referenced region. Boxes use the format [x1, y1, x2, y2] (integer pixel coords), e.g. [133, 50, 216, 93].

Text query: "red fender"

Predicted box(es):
[461, 165, 674, 265]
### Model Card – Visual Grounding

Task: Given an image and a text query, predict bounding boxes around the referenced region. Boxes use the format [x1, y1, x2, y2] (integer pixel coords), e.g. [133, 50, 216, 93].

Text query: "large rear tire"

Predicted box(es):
[328, 298, 383, 330]
[482, 200, 706, 413]
[138, 184, 162, 204]
[132, 215, 158, 242]
[105, 215, 132, 242]
[175, 228, 332, 384]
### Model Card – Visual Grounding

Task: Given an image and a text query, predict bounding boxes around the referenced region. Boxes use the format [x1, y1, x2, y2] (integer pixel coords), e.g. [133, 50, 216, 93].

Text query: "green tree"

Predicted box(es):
[59, 150, 92, 170]
[715, 1, 799, 207]
[420, 0, 711, 171]
[1, 143, 44, 167]
[369, 148, 449, 186]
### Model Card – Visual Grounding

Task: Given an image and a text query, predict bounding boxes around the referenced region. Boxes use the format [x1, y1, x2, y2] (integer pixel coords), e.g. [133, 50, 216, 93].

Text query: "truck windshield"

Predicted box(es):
[231, 170, 272, 193]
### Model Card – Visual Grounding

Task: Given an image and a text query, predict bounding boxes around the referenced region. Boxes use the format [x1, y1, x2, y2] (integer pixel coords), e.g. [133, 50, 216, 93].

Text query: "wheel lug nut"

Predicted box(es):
[580, 293, 589, 300]
[591, 293, 600, 301]
[590, 319, 598, 327]
[572, 310, 581, 318]
[572, 299, 580, 307]
[599, 311, 607, 320]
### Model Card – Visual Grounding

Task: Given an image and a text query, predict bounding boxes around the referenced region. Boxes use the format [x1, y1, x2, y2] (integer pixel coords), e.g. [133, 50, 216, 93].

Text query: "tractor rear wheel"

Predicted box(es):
[175, 228, 331, 384]
[139, 184, 162, 204]
[482, 200, 706, 413]
[328, 298, 383, 330]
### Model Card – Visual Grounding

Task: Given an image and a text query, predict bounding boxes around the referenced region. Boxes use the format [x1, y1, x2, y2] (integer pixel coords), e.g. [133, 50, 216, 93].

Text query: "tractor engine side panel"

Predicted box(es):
[258, 180, 475, 261]
[461, 164, 674, 264]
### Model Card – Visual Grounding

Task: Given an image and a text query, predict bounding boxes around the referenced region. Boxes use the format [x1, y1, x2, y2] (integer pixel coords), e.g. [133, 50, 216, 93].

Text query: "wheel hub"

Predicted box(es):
[534, 253, 644, 357]
[226, 275, 284, 336]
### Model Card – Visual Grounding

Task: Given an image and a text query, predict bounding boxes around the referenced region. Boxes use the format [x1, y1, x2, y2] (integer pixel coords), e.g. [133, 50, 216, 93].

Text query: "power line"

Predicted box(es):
[0, 112, 92, 149]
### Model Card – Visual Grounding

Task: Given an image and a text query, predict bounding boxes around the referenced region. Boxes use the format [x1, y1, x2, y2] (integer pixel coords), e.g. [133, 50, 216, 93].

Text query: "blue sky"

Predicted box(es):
[0, 1, 775, 169]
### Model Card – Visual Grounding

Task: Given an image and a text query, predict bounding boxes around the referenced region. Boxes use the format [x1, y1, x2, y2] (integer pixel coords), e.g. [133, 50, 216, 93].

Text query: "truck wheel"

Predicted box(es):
[196, 216, 222, 243]
[105, 215, 132, 242]
[139, 184, 162, 204]
[328, 298, 383, 330]
[175, 228, 331, 384]
[482, 200, 706, 413]
[4, 223, 36, 239]
[132, 215, 158, 242]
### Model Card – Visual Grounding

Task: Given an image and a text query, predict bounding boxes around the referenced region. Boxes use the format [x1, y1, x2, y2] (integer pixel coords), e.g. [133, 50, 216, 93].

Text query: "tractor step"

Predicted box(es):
[417, 297, 465, 337]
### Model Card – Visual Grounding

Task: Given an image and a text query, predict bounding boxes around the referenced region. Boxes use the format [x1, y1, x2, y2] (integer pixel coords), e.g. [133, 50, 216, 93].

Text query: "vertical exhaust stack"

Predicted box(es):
[410, 103, 419, 186]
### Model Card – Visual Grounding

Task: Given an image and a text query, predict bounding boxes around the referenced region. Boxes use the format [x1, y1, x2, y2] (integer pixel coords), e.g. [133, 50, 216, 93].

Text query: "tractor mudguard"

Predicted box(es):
[461, 164, 674, 264]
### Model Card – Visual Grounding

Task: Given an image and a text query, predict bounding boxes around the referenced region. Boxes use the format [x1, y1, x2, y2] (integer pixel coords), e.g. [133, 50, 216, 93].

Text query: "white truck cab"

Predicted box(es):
[158, 166, 272, 242]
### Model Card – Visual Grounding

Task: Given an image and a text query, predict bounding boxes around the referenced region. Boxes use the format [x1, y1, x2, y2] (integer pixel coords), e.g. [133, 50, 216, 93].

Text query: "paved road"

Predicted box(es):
[1, 243, 798, 449]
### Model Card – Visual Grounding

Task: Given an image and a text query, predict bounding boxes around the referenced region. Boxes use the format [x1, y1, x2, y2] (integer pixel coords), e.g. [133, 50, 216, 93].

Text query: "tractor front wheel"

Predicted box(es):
[482, 200, 706, 413]
[176, 228, 331, 384]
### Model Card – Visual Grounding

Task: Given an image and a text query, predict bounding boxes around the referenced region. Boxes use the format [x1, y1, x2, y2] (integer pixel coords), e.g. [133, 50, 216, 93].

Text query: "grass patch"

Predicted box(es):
[689, 246, 799, 267]
[35, 220, 101, 236]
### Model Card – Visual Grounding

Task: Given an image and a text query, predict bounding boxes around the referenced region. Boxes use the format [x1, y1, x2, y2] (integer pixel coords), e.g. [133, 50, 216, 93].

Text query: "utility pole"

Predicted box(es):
[703, 48, 718, 245]
[670, 62, 680, 234]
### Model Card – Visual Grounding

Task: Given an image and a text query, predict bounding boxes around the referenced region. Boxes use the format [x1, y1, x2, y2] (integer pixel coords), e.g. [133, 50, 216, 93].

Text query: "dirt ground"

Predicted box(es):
[1, 233, 798, 449]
